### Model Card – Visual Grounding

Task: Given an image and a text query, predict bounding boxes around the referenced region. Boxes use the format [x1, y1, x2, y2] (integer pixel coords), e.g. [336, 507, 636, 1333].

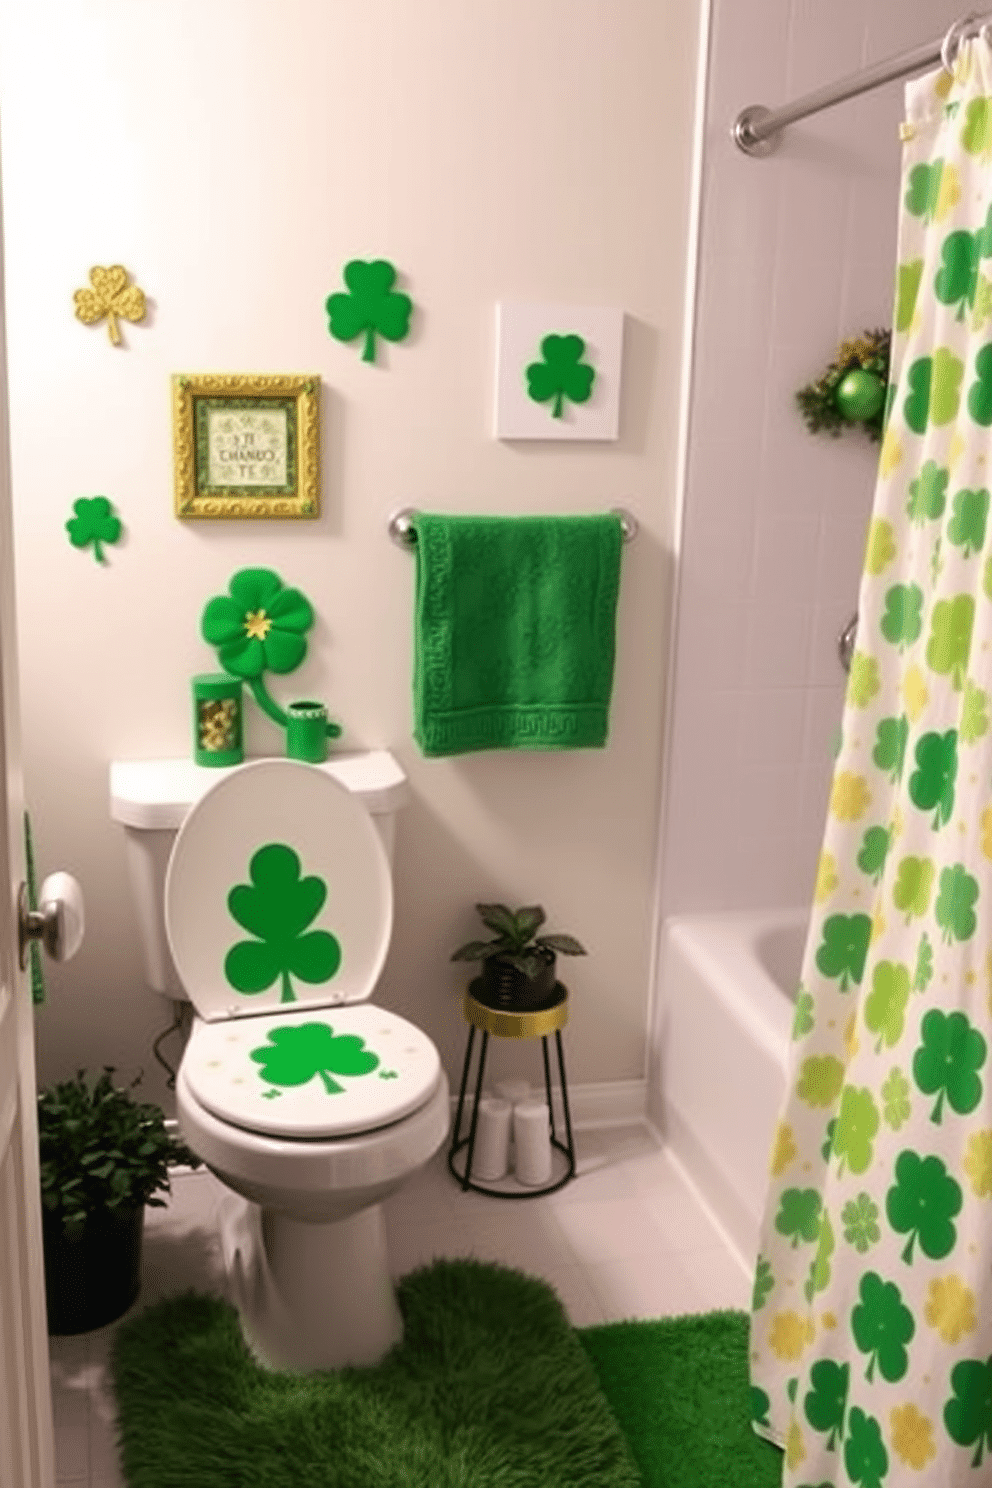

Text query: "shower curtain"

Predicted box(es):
[751, 41, 992, 1487]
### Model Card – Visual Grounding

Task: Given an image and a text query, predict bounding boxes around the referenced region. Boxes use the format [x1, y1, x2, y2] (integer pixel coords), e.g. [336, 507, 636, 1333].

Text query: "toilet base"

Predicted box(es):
[219, 1195, 403, 1372]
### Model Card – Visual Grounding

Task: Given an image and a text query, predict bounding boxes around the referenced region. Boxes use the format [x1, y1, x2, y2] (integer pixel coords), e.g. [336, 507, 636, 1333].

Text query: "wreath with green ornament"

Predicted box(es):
[795, 329, 890, 440]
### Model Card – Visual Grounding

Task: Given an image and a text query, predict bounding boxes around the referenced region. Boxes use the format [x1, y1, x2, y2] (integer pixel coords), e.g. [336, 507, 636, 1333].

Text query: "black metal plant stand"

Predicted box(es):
[448, 981, 576, 1198]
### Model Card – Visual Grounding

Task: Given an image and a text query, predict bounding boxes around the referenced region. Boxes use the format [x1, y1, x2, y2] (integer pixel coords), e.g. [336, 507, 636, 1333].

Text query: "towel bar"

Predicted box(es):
[388, 506, 638, 548]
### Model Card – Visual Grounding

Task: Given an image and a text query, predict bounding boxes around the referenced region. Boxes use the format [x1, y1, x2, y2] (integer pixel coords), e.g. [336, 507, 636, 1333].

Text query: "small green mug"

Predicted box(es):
[286, 700, 328, 764]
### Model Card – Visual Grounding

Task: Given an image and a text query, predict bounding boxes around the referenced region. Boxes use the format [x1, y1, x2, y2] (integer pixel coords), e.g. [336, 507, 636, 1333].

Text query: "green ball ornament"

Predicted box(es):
[835, 368, 885, 423]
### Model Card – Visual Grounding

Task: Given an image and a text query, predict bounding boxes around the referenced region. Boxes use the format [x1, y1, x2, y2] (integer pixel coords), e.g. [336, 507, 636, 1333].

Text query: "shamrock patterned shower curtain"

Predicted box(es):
[750, 41, 992, 1487]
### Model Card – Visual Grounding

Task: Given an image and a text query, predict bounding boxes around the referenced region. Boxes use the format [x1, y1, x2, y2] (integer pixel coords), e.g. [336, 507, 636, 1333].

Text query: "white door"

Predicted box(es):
[0, 162, 56, 1486]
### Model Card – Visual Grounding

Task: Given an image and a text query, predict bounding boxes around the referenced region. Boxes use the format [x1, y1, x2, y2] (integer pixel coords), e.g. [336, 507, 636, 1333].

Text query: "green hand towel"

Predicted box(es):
[413, 513, 623, 757]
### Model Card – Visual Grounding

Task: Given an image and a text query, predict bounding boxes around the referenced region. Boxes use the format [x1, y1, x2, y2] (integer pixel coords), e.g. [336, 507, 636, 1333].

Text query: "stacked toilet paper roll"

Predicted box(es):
[512, 1100, 553, 1186]
[471, 1096, 513, 1181]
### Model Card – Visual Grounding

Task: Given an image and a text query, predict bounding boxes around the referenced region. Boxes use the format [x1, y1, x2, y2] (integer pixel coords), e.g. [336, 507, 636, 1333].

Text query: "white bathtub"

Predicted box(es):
[651, 909, 808, 1270]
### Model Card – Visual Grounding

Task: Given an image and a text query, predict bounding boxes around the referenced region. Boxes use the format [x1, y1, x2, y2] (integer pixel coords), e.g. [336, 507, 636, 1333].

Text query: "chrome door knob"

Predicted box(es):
[18, 872, 85, 968]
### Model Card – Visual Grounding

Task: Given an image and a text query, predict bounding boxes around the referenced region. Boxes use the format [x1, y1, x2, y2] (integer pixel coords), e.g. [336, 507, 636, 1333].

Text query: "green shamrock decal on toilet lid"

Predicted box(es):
[225, 843, 341, 1004]
[250, 1022, 379, 1094]
[525, 334, 596, 419]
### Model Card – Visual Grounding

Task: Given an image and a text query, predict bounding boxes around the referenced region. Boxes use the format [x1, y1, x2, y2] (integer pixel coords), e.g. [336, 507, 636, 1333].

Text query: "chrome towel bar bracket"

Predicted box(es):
[388, 507, 638, 549]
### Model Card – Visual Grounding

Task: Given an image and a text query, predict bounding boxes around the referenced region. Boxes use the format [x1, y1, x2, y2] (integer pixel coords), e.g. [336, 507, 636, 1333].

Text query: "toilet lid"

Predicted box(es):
[182, 1003, 442, 1138]
[165, 759, 392, 1022]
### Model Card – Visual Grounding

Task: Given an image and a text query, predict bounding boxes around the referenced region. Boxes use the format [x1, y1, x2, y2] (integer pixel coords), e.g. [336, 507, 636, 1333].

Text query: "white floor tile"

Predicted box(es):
[586, 1251, 708, 1322]
[544, 1264, 608, 1328]
[550, 1192, 667, 1265]
[689, 1244, 753, 1312]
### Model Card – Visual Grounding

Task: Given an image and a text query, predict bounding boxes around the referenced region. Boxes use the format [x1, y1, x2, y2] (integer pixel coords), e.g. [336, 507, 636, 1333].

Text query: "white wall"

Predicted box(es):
[0, 1, 701, 1104]
[659, 0, 966, 917]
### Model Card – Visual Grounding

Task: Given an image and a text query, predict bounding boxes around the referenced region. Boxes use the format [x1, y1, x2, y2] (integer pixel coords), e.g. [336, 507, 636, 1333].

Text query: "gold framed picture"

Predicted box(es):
[172, 372, 320, 519]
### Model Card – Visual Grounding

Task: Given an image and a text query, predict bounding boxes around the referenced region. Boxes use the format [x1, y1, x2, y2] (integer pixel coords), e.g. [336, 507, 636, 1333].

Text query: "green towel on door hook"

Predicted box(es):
[412, 513, 623, 757]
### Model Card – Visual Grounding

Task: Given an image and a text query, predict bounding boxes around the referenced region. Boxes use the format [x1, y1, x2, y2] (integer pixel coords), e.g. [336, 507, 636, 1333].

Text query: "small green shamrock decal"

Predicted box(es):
[945, 1354, 992, 1468]
[250, 1021, 379, 1095]
[841, 1193, 880, 1253]
[908, 729, 958, 829]
[325, 259, 412, 364]
[886, 1148, 962, 1264]
[863, 960, 911, 1053]
[934, 863, 979, 945]
[934, 211, 992, 319]
[903, 347, 964, 432]
[814, 913, 872, 991]
[803, 1207, 834, 1304]
[881, 1068, 912, 1131]
[926, 593, 974, 689]
[750, 1384, 772, 1428]
[872, 715, 909, 783]
[913, 1007, 986, 1123]
[792, 989, 815, 1039]
[844, 1407, 888, 1488]
[751, 1256, 773, 1311]
[797, 1055, 845, 1108]
[832, 1086, 879, 1177]
[892, 855, 936, 923]
[967, 343, 992, 425]
[879, 583, 924, 650]
[225, 843, 342, 1004]
[857, 825, 891, 882]
[525, 334, 596, 419]
[895, 257, 925, 331]
[906, 460, 948, 523]
[962, 96, 992, 160]
[65, 496, 122, 564]
[912, 932, 933, 993]
[774, 1188, 822, 1248]
[947, 486, 991, 556]
[804, 1358, 849, 1451]
[852, 1271, 914, 1383]
[960, 678, 989, 744]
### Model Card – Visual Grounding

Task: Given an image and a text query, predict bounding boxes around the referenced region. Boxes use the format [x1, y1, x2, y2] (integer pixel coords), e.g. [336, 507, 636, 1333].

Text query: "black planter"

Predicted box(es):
[475, 951, 560, 1012]
[42, 1204, 144, 1335]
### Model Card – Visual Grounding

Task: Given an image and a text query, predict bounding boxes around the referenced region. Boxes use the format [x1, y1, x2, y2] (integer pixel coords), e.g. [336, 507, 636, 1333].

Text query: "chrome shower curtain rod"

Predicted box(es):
[733, 11, 992, 156]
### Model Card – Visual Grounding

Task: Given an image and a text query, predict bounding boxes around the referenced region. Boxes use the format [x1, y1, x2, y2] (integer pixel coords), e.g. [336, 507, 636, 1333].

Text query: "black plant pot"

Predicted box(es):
[475, 951, 560, 1013]
[42, 1204, 144, 1335]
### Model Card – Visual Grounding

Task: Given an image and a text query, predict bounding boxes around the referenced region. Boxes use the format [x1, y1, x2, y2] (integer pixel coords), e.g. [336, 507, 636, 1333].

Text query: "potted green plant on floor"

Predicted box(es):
[38, 1068, 200, 1334]
[451, 903, 586, 1012]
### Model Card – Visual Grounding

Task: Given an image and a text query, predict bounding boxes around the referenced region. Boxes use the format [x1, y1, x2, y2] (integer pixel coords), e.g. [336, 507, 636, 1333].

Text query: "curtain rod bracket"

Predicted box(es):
[733, 106, 780, 158]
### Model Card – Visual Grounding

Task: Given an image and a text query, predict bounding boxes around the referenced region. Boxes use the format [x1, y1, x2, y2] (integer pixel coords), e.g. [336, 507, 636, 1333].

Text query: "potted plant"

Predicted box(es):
[451, 903, 586, 1012]
[37, 1068, 200, 1334]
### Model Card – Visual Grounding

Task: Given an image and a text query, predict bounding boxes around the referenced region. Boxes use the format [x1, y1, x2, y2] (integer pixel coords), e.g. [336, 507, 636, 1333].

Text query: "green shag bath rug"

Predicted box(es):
[111, 1259, 642, 1488]
[578, 1310, 782, 1488]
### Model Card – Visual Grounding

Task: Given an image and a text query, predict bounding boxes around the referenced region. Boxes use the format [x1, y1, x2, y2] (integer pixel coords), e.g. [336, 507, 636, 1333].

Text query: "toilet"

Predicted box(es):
[110, 753, 449, 1372]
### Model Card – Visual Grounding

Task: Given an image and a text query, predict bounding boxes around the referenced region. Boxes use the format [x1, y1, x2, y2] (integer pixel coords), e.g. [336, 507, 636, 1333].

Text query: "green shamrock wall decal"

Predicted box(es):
[201, 568, 342, 740]
[225, 843, 341, 1004]
[525, 334, 596, 419]
[250, 1021, 379, 1094]
[325, 259, 413, 364]
[65, 496, 122, 564]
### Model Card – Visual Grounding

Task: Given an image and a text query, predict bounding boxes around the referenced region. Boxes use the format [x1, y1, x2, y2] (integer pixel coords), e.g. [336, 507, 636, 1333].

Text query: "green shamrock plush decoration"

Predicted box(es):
[201, 568, 342, 740]
[325, 259, 413, 364]
[225, 843, 341, 1004]
[250, 1021, 380, 1094]
[65, 496, 122, 563]
[796, 329, 890, 439]
[525, 334, 596, 418]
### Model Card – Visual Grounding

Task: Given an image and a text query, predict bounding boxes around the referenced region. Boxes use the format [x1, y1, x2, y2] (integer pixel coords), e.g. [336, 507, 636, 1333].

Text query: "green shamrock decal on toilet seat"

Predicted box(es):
[225, 843, 341, 1004]
[250, 1021, 379, 1094]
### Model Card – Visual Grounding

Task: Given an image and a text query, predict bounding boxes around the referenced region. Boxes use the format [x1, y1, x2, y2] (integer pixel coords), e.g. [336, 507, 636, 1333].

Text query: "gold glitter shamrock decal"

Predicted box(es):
[73, 265, 146, 346]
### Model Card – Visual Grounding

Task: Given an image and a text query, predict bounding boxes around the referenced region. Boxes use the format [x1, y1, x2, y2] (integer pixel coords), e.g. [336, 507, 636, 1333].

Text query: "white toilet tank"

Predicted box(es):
[110, 753, 410, 998]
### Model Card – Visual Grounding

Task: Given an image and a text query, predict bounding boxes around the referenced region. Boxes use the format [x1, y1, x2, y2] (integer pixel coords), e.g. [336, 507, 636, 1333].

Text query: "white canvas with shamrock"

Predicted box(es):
[494, 302, 624, 440]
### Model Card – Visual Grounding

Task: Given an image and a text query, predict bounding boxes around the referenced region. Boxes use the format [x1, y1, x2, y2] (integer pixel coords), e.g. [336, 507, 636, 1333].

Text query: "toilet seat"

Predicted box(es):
[182, 1003, 442, 1139]
[165, 759, 393, 1023]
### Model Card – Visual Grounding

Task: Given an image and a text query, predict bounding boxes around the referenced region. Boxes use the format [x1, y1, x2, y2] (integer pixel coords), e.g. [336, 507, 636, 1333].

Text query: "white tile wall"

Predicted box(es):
[660, 0, 965, 915]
